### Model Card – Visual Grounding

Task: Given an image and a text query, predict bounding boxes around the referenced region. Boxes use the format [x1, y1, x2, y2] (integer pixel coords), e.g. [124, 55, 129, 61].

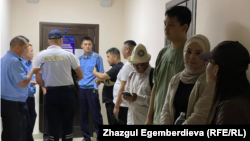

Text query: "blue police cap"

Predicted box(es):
[48, 30, 62, 39]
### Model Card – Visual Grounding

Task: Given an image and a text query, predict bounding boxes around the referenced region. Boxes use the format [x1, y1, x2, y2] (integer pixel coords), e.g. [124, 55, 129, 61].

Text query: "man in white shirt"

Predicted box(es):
[122, 43, 153, 125]
[113, 40, 136, 124]
[35, 30, 83, 141]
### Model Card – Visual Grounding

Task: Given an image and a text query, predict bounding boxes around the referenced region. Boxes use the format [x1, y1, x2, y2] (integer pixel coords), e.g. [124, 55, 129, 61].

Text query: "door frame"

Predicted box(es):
[38, 22, 99, 134]
[39, 22, 99, 53]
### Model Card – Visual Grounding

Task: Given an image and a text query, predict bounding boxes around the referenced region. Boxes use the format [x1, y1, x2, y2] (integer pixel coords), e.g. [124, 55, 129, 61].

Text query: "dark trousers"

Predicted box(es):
[26, 97, 37, 141]
[105, 102, 128, 125]
[1, 98, 28, 141]
[43, 96, 49, 139]
[79, 88, 103, 141]
[46, 87, 76, 141]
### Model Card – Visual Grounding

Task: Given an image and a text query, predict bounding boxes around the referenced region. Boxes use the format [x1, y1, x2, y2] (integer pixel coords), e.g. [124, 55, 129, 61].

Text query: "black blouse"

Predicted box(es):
[173, 80, 195, 123]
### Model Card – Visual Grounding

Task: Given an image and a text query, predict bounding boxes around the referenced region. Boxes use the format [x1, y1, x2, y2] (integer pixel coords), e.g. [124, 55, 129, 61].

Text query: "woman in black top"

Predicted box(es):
[199, 41, 250, 124]
[160, 34, 215, 125]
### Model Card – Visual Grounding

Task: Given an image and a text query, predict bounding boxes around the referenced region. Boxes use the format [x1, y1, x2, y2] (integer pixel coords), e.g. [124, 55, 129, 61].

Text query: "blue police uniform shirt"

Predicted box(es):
[1, 51, 29, 102]
[42, 73, 45, 80]
[78, 51, 104, 89]
[21, 58, 36, 97]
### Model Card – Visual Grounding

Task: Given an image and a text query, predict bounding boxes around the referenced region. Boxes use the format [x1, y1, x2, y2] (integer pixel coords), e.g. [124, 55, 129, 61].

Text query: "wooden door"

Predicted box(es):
[39, 22, 99, 137]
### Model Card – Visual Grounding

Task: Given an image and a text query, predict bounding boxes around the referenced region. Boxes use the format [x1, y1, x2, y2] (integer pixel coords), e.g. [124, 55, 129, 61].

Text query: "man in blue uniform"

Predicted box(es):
[21, 44, 37, 141]
[78, 36, 104, 141]
[1, 36, 41, 141]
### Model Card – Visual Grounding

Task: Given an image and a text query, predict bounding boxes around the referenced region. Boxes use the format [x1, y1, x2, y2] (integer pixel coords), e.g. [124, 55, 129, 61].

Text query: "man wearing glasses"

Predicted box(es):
[122, 43, 154, 125]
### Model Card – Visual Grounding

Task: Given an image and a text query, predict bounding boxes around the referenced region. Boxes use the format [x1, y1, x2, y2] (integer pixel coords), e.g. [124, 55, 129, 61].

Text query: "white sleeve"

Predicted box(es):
[120, 65, 134, 81]
[135, 93, 151, 106]
[124, 73, 131, 93]
[71, 54, 80, 69]
[34, 53, 43, 73]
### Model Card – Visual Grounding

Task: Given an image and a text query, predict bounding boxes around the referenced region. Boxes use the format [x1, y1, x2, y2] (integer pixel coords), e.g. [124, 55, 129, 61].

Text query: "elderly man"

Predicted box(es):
[1, 36, 41, 141]
[21, 44, 37, 141]
[122, 44, 154, 125]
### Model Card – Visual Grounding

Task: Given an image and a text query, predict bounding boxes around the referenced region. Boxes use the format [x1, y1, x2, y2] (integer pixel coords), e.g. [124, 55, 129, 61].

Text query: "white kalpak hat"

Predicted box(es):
[127, 43, 151, 64]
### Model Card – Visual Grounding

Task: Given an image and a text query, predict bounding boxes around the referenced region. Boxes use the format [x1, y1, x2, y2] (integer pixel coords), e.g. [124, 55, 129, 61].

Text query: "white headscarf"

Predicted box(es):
[180, 34, 211, 84]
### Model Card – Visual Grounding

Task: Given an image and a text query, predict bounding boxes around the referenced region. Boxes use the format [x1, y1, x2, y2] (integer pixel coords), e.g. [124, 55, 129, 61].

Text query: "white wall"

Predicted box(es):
[1, 0, 12, 57]
[8, 0, 250, 136]
[0, 0, 12, 134]
[196, 0, 250, 80]
[11, 0, 125, 134]
[123, 0, 171, 67]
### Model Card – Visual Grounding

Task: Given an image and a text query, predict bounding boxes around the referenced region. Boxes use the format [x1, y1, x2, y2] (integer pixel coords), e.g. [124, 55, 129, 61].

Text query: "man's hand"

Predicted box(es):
[30, 81, 37, 87]
[113, 107, 119, 120]
[123, 93, 137, 102]
[94, 79, 104, 85]
[31, 66, 42, 74]
[93, 67, 97, 74]
[42, 87, 46, 95]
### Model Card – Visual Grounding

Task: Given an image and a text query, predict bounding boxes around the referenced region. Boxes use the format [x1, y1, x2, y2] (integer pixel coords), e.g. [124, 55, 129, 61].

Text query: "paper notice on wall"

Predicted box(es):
[75, 49, 84, 58]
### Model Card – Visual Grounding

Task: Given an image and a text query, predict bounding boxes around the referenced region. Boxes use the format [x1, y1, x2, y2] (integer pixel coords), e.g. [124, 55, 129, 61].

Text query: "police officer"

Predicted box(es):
[1, 36, 41, 141]
[35, 30, 83, 141]
[78, 36, 104, 141]
[21, 44, 37, 141]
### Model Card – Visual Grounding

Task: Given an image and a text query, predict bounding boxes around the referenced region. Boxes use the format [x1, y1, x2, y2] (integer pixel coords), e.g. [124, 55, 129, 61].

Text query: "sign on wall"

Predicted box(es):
[62, 35, 75, 54]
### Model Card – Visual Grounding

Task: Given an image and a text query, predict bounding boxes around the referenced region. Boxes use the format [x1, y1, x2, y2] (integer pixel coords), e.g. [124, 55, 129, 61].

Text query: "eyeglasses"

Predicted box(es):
[131, 63, 145, 68]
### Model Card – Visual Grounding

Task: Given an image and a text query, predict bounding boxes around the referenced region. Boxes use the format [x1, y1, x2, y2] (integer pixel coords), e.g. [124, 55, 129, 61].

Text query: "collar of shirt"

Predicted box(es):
[83, 50, 94, 59]
[21, 57, 32, 67]
[7, 51, 21, 60]
[47, 45, 62, 50]
[135, 64, 152, 76]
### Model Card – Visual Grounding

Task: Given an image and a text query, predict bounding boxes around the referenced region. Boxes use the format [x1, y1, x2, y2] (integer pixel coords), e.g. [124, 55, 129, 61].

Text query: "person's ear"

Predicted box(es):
[80, 43, 84, 49]
[182, 24, 188, 33]
[61, 38, 63, 45]
[214, 65, 219, 77]
[126, 47, 129, 53]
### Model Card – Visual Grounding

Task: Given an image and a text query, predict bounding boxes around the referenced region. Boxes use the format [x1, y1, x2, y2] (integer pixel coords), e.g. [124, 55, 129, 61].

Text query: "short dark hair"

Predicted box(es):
[81, 36, 93, 44]
[106, 47, 120, 59]
[165, 6, 192, 32]
[124, 40, 137, 51]
[10, 36, 27, 48]
[29, 44, 32, 46]
[18, 35, 29, 42]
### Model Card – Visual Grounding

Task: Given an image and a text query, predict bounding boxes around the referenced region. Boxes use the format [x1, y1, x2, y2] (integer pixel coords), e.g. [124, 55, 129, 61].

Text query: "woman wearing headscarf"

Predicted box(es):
[159, 34, 215, 125]
[199, 41, 250, 124]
